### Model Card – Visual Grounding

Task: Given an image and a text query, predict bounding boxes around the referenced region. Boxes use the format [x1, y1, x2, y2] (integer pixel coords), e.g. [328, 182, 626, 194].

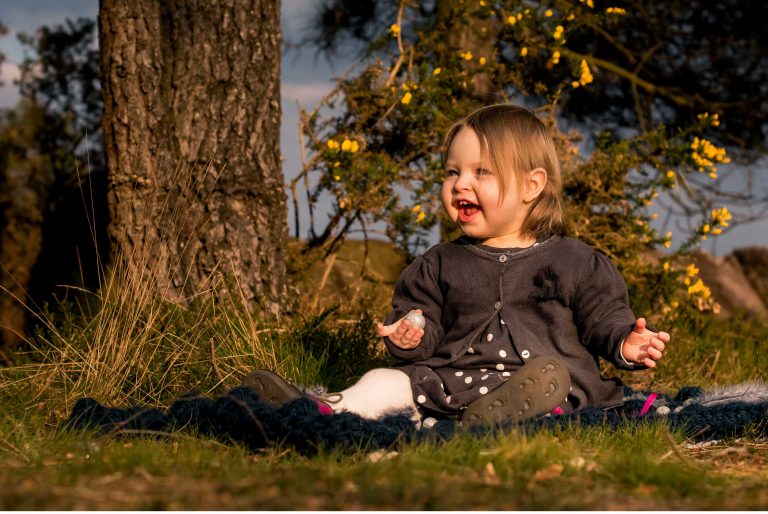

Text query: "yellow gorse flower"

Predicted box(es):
[697, 112, 721, 127]
[521, 47, 528, 57]
[605, 7, 626, 15]
[711, 207, 732, 227]
[664, 231, 672, 248]
[506, 15, 517, 25]
[687, 278, 711, 299]
[553, 25, 564, 40]
[401, 91, 413, 105]
[479, 56, 487, 65]
[338, 139, 360, 152]
[572, 59, 593, 87]
[690, 137, 730, 173]
[551, 51, 561, 64]
[389, 24, 400, 36]
[545, 9, 553, 17]
[686, 263, 699, 277]
[411, 204, 421, 212]
[433, 67, 442, 75]
[327, 139, 340, 150]
[460, 51, 473, 60]
[416, 211, 426, 222]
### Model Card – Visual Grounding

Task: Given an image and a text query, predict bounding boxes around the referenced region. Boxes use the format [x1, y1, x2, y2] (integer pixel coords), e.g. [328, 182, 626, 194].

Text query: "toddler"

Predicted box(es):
[246, 104, 670, 425]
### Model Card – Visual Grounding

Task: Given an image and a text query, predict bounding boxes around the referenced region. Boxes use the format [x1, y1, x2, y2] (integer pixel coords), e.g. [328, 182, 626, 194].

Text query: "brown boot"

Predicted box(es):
[241, 370, 340, 414]
[241, 369, 304, 409]
[461, 356, 570, 426]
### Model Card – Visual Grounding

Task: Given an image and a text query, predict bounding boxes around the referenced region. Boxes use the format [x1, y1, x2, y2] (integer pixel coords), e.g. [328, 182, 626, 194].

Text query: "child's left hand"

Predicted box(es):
[621, 318, 670, 368]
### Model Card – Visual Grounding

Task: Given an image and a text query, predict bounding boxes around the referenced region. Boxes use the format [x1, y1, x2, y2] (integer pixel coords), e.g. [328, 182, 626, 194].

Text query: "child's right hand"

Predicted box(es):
[376, 310, 425, 350]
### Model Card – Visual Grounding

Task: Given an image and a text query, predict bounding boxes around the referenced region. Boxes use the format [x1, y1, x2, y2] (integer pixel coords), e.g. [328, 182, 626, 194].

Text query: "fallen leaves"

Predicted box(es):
[482, 462, 500, 485]
[532, 463, 564, 481]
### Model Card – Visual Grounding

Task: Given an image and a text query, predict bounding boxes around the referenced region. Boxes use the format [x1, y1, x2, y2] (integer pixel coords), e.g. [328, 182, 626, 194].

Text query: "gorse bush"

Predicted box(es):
[293, 0, 735, 320]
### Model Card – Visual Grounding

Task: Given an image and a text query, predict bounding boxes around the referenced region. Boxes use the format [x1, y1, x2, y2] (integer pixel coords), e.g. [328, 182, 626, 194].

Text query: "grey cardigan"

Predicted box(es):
[383, 235, 645, 410]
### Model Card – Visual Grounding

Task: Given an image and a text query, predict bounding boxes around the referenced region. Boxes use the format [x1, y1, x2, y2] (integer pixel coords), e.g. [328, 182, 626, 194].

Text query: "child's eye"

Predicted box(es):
[445, 168, 459, 177]
[476, 167, 491, 176]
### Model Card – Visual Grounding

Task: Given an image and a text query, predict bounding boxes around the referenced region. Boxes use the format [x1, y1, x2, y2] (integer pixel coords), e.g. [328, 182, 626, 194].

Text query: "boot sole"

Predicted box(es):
[461, 355, 570, 425]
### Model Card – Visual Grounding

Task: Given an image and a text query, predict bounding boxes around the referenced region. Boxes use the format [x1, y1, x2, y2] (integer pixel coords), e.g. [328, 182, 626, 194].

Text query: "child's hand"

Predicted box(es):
[377, 310, 425, 350]
[622, 318, 670, 368]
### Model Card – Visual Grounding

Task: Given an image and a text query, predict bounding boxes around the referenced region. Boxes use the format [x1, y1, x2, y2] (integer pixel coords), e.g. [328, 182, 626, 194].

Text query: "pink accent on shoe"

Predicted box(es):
[313, 398, 334, 415]
[551, 406, 564, 415]
[639, 392, 658, 416]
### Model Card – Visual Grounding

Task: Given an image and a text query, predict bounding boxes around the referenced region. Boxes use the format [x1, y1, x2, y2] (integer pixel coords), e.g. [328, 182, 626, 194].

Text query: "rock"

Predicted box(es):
[731, 247, 768, 307]
[690, 250, 766, 317]
[645, 246, 768, 318]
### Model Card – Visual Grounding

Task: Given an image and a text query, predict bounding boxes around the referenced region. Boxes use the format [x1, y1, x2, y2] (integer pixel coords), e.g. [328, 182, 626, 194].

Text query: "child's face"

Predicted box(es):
[441, 127, 533, 247]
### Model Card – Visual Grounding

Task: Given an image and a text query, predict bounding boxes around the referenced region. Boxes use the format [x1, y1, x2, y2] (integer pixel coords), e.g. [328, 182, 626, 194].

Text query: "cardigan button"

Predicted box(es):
[521, 349, 531, 359]
[494, 301, 501, 310]
[499, 255, 507, 263]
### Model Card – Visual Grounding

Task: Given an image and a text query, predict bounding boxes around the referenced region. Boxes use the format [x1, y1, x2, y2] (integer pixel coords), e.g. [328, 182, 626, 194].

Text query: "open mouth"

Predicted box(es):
[455, 199, 481, 222]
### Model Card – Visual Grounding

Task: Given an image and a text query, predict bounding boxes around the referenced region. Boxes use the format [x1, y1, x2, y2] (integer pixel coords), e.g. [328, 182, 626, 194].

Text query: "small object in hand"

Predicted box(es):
[404, 311, 426, 329]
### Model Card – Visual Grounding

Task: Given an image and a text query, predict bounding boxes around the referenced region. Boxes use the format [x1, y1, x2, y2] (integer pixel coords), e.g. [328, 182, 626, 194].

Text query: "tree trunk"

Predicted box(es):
[99, 0, 286, 312]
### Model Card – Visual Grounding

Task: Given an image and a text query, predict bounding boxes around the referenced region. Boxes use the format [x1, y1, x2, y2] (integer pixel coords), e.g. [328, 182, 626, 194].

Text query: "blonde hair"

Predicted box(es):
[442, 104, 565, 238]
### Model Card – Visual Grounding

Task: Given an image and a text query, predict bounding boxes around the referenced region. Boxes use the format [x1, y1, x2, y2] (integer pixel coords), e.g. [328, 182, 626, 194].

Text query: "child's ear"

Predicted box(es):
[523, 167, 548, 203]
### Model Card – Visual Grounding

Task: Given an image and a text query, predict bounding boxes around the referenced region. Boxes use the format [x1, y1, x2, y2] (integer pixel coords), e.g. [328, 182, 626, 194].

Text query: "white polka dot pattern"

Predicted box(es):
[479, 386, 489, 395]
[417, 394, 426, 404]
[487, 333, 493, 342]
[464, 376, 472, 384]
[499, 350, 507, 358]
[455, 371, 464, 376]
[496, 363, 505, 371]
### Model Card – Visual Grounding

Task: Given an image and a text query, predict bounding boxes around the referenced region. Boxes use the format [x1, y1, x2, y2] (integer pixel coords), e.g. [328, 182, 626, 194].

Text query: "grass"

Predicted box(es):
[1, 409, 767, 509]
[1, 236, 768, 508]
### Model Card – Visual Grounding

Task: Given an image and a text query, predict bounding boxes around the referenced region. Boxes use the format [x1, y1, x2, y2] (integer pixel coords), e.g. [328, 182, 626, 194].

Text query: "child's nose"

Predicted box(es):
[453, 170, 472, 191]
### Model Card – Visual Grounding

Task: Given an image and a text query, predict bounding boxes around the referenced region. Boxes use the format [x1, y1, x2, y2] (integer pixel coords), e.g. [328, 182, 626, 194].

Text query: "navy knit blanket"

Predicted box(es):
[63, 383, 768, 456]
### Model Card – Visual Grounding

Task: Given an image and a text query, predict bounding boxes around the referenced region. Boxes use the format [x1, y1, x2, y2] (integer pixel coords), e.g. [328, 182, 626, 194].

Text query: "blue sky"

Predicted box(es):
[1, 0, 765, 254]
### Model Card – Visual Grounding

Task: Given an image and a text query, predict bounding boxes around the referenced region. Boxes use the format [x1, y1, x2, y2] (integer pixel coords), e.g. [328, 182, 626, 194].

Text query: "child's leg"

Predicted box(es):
[331, 368, 418, 420]
[241, 368, 418, 420]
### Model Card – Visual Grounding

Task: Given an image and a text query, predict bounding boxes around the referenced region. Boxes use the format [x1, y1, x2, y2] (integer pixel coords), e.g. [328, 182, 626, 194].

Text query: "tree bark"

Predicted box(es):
[99, 0, 286, 311]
